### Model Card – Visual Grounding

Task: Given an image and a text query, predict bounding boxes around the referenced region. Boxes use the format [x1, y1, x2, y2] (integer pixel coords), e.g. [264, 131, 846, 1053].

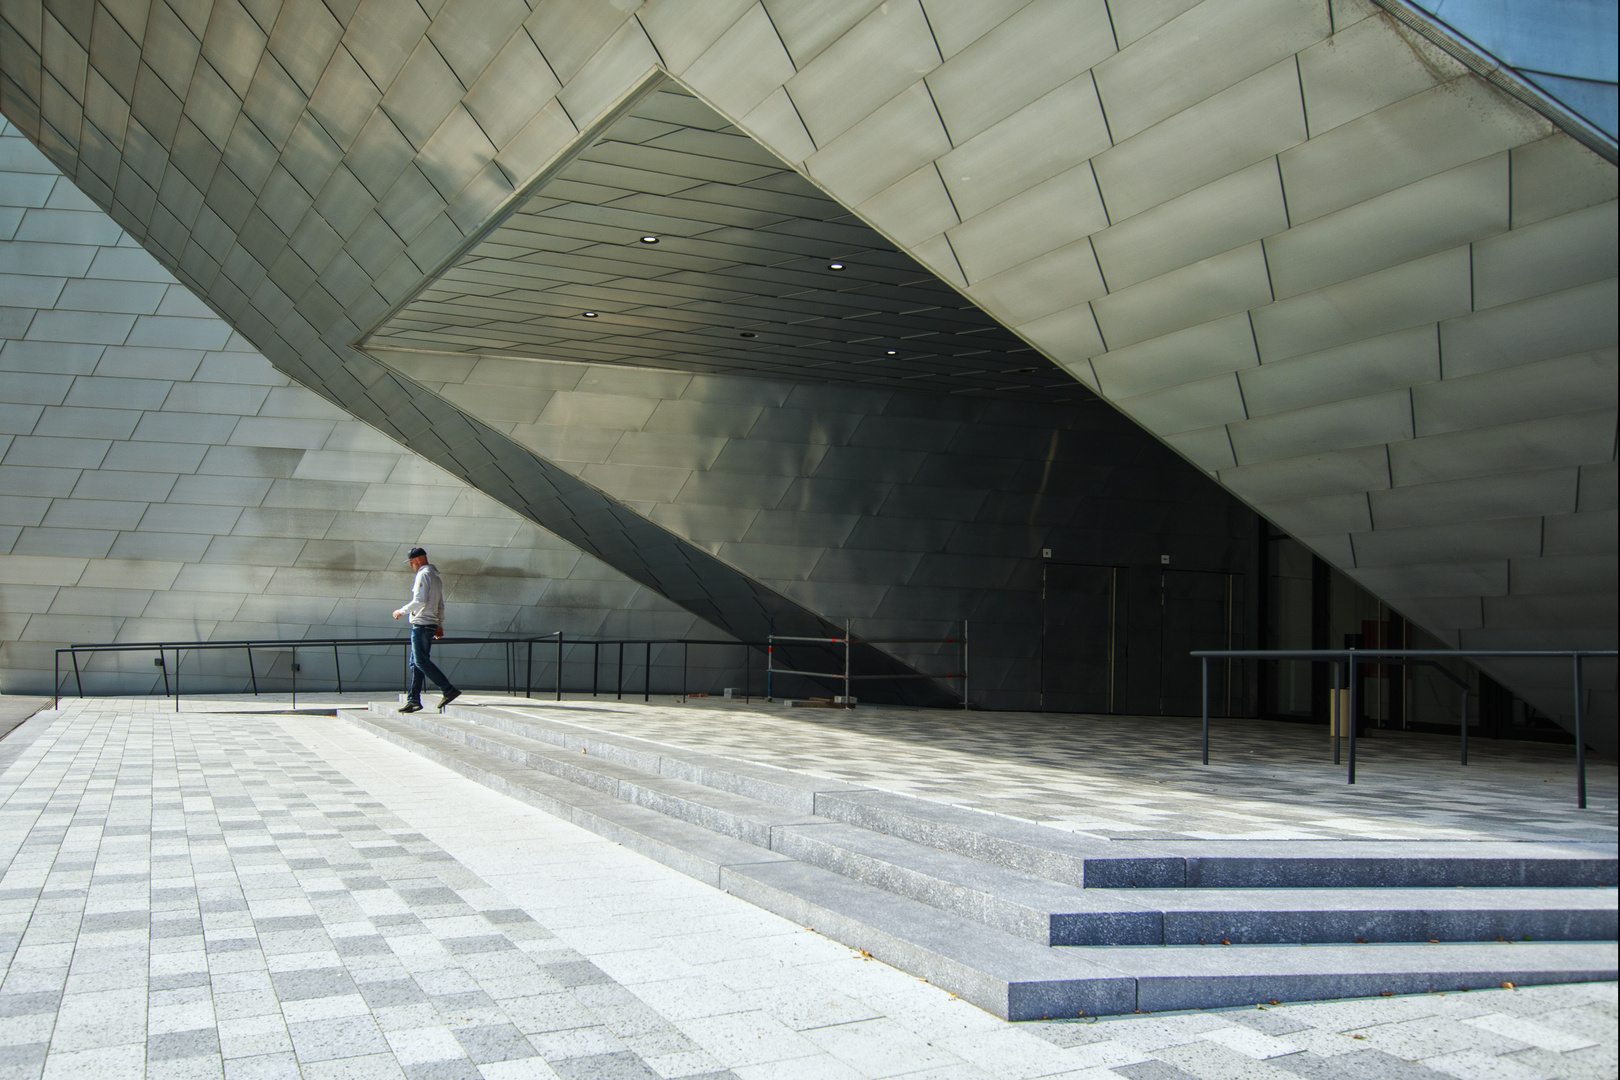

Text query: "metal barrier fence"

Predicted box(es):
[766, 620, 969, 707]
[1190, 648, 1618, 808]
[54, 634, 764, 710]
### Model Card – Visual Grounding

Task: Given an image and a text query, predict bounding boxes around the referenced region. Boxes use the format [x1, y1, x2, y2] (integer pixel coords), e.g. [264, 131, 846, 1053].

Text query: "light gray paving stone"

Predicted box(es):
[5, 697, 1616, 1080]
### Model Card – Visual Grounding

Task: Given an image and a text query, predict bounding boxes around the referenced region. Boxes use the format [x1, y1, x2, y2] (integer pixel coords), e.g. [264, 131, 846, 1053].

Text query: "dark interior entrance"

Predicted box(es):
[1154, 568, 1241, 717]
[1040, 563, 1124, 713]
[1044, 563, 1242, 716]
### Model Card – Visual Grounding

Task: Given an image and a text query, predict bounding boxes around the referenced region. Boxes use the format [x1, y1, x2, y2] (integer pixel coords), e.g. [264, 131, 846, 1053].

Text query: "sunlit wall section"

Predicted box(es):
[0, 119, 730, 697]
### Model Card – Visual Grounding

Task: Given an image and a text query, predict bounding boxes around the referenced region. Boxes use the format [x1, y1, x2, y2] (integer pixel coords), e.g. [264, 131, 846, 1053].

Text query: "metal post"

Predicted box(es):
[158, 649, 170, 697]
[175, 648, 181, 713]
[767, 630, 774, 701]
[526, 639, 533, 699]
[1460, 689, 1468, 766]
[1201, 656, 1210, 765]
[1331, 661, 1341, 766]
[72, 649, 83, 698]
[333, 644, 343, 695]
[644, 641, 651, 702]
[556, 633, 563, 702]
[962, 619, 969, 709]
[843, 620, 850, 707]
[617, 643, 623, 701]
[54, 650, 60, 708]
[1573, 653, 1587, 809]
[247, 646, 258, 696]
[1346, 651, 1357, 785]
[682, 641, 688, 701]
[291, 646, 296, 709]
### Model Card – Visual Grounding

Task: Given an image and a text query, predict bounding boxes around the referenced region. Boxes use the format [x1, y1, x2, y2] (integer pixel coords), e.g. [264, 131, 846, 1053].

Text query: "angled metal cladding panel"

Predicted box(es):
[0, 0, 1611, 736]
[0, 7, 948, 702]
[319, 364, 958, 704]
[0, 120, 745, 697]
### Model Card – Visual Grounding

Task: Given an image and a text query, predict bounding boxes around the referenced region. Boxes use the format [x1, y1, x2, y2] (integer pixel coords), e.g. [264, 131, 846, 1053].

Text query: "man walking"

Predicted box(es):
[393, 546, 460, 713]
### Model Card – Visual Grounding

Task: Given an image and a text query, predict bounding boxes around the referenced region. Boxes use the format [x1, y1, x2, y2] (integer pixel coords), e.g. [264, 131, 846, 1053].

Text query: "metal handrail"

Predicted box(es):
[55, 633, 765, 711]
[766, 620, 970, 707]
[1191, 648, 1618, 808]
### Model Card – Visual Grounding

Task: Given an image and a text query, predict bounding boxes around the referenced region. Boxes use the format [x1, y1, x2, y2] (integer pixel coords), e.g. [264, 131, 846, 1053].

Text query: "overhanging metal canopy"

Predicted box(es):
[368, 83, 1082, 401]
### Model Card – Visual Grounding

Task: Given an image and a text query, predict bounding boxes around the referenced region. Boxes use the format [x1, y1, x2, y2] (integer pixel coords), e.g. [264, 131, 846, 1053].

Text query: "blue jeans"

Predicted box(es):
[408, 625, 454, 702]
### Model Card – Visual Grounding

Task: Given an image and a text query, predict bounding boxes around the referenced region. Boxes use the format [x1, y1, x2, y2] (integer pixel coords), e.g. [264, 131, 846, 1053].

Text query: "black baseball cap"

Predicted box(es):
[406, 547, 427, 561]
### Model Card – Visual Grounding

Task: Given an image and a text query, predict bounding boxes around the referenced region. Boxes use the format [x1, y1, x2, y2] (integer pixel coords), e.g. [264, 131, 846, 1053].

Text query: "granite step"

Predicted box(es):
[369, 705, 1618, 947]
[441, 701, 875, 813]
[374, 705, 823, 848]
[771, 820, 1617, 945]
[350, 703, 1619, 1020]
[808, 788, 1618, 889]
[433, 702, 1618, 892]
[722, 858, 1618, 1019]
[352, 711, 794, 887]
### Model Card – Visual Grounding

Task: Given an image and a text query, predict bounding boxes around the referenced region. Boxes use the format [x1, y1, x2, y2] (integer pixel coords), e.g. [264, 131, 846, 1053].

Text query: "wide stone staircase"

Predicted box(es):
[345, 701, 1618, 1020]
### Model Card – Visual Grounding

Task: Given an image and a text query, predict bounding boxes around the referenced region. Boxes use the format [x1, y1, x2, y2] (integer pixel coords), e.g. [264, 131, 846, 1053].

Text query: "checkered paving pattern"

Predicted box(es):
[2, 696, 1614, 1080]
[0, 701, 729, 1080]
[475, 696, 1618, 844]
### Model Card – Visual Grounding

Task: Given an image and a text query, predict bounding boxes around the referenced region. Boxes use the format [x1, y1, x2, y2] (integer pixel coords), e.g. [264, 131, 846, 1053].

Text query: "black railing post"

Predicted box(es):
[54, 650, 60, 708]
[952, 615, 965, 709]
[682, 641, 688, 701]
[72, 649, 83, 698]
[1331, 661, 1341, 766]
[1460, 688, 1468, 766]
[1201, 657, 1209, 765]
[617, 643, 623, 701]
[526, 640, 533, 699]
[158, 649, 169, 697]
[1574, 653, 1587, 809]
[334, 644, 343, 695]
[247, 646, 258, 695]
[291, 646, 297, 709]
[645, 642, 651, 702]
[1346, 651, 1357, 785]
[556, 633, 563, 702]
[175, 648, 181, 713]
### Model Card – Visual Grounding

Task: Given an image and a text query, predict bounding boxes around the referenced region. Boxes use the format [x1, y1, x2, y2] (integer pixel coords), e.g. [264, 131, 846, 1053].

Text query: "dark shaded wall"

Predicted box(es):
[379, 350, 1263, 712]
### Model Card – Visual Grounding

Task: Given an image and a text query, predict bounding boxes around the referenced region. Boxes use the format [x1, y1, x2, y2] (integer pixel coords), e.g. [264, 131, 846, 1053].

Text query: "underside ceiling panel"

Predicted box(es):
[367, 84, 1079, 400]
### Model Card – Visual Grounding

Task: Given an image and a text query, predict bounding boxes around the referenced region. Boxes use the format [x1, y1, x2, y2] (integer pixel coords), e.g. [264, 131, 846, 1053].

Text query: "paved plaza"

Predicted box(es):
[0, 695, 1614, 1080]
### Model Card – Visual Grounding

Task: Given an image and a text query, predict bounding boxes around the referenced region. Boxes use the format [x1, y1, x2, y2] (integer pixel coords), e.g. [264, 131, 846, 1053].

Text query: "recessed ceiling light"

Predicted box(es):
[639, 235, 659, 244]
[582, 311, 598, 317]
[738, 331, 757, 338]
[886, 350, 897, 355]
[828, 262, 845, 270]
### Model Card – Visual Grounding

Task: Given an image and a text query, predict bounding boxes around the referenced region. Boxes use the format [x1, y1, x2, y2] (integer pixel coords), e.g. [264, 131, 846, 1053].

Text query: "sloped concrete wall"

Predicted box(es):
[0, 119, 731, 697]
